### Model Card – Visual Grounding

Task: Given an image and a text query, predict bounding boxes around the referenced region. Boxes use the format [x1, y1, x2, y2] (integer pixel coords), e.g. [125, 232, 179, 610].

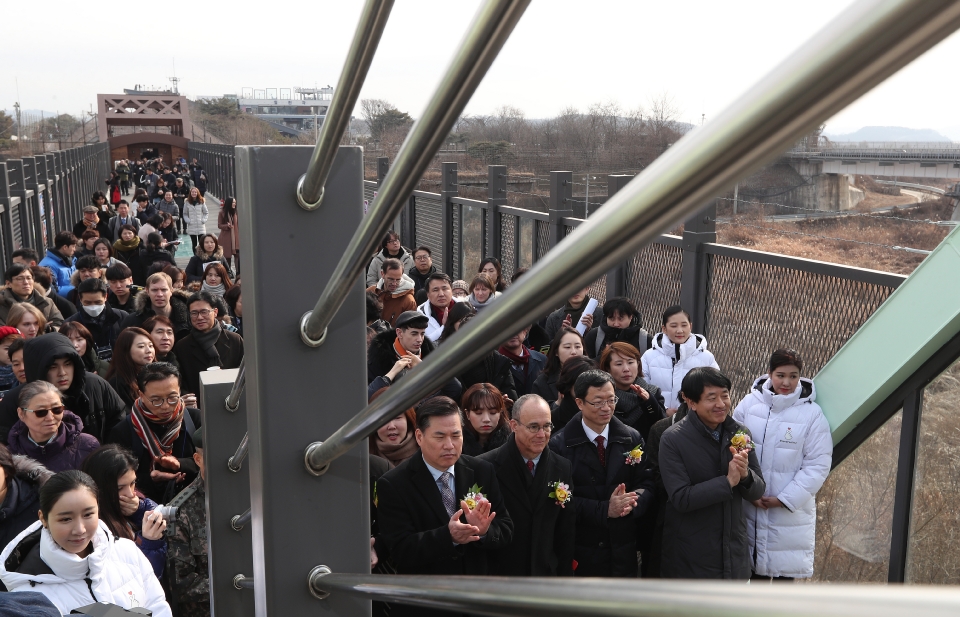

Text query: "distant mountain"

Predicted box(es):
[824, 126, 953, 142]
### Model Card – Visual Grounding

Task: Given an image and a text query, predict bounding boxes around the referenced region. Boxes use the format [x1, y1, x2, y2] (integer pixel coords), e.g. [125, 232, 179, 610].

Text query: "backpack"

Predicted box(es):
[594, 327, 649, 357]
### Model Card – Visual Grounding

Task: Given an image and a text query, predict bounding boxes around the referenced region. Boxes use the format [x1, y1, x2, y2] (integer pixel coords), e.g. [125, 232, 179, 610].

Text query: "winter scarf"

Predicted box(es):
[374, 431, 420, 468]
[113, 236, 141, 252]
[192, 322, 223, 365]
[393, 337, 419, 359]
[201, 281, 226, 297]
[430, 304, 448, 325]
[130, 397, 185, 461]
[497, 344, 530, 367]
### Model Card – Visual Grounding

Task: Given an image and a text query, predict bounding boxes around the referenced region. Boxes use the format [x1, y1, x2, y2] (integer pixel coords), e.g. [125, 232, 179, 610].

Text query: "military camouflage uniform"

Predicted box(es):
[167, 476, 209, 617]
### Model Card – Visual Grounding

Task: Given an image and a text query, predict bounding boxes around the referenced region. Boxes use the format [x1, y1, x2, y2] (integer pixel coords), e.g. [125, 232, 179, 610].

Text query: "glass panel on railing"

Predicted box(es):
[906, 358, 960, 583]
[813, 409, 902, 581]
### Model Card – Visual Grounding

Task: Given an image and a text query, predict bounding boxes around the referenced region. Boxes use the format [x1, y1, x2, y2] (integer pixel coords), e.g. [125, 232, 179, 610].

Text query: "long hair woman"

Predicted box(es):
[92, 237, 117, 269]
[6, 303, 46, 339]
[82, 445, 168, 578]
[185, 233, 230, 284]
[60, 321, 109, 377]
[368, 388, 419, 469]
[183, 187, 208, 252]
[105, 328, 156, 408]
[201, 262, 233, 300]
[460, 383, 511, 456]
[531, 326, 584, 405]
[478, 257, 507, 292]
[113, 224, 142, 276]
[218, 196, 239, 275]
[0, 470, 172, 616]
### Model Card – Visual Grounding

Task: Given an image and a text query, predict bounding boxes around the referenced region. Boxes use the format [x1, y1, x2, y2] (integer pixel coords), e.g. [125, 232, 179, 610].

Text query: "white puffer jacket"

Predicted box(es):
[733, 376, 833, 578]
[0, 520, 172, 617]
[182, 200, 208, 236]
[640, 333, 719, 409]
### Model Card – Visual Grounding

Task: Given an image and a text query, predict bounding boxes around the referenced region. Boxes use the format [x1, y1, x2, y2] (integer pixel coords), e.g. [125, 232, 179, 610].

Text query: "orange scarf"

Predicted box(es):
[393, 337, 420, 359]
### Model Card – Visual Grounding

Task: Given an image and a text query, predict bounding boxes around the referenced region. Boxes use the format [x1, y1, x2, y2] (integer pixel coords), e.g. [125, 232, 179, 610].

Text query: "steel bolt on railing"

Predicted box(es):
[227, 433, 248, 472]
[233, 574, 254, 590]
[224, 358, 245, 412]
[299, 0, 531, 346]
[297, 0, 394, 210]
[231, 508, 251, 531]
[303, 0, 960, 476]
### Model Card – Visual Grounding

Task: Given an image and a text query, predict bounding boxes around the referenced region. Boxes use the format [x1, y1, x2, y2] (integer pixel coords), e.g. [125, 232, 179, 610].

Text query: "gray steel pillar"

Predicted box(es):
[487, 165, 505, 261]
[441, 162, 458, 277]
[680, 201, 717, 333]
[549, 171, 573, 250]
[236, 145, 370, 616]
[198, 368, 254, 617]
[605, 175, 632, 299]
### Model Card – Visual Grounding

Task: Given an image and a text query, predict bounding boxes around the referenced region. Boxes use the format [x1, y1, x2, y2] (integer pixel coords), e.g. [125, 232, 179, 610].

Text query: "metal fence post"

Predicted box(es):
[487, 165, 505, 262]
[679, 201, 717, 333]
[441, 162, 458, 277]
[376, 156, 389, 186]
[236, 144, 369, 616]
[198, 369, 255, 617]
[605, 175, 632, 298]
[549, 171, 573, 250]
[888, 387, 923, 582]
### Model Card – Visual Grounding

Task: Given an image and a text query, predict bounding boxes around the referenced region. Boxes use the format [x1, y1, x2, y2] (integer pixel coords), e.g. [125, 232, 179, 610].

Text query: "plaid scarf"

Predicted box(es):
[130, 396, 185, 462]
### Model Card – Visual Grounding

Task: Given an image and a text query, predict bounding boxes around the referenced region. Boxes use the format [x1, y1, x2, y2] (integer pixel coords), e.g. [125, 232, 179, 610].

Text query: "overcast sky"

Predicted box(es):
[6, 0, 960, 137]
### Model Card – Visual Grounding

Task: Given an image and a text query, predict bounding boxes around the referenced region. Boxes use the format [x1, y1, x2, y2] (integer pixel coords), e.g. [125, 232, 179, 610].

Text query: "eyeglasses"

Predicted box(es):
[147, 395, 181, 407]
[518, 422, 554, 435]
[189, 309, 214, 318]
[11, 275, 33, 283]
[583, 397, 618, 409]
[414, 255, 430, 261]
[22, 405, 65, 418]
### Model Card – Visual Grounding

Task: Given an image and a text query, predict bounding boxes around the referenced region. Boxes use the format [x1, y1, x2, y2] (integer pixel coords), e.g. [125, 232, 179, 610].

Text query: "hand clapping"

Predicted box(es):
[607, 483, 638, 518]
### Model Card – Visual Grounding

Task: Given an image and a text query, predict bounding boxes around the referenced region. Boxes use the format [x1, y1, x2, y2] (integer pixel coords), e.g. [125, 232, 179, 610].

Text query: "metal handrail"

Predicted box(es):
[307, 572, 960, 617]
[296, 0, 394, 210]
[227, 433, 248, 472]
[303, 0, 960, 474]
[231, 508, 251, 531]
[224, 358, 245, 412]
[298, 0, 531, 345]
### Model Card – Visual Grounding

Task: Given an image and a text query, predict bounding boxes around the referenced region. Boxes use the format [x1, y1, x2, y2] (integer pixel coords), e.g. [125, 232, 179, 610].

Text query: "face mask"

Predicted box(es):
[82, 304, 106, 317]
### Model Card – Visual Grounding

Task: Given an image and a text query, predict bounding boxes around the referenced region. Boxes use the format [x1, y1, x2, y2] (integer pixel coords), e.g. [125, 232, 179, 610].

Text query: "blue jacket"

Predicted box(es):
[38, 249, 76, 295]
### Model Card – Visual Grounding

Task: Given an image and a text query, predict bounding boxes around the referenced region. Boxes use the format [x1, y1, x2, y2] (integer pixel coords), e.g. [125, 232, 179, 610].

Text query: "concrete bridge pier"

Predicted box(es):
[780, 159, 864, 213]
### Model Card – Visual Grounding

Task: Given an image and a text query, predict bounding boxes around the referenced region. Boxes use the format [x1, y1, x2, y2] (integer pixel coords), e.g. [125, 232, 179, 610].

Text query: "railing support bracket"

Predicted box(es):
[304, 441, 330, 476]
[308, 565, 333, 600]
[296, 174, 324, 211]
[299, 311, 327, 348]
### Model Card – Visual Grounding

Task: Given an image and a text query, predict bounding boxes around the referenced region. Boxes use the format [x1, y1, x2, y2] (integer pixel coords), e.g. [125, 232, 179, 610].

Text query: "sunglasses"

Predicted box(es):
[22, 405, 65, 418]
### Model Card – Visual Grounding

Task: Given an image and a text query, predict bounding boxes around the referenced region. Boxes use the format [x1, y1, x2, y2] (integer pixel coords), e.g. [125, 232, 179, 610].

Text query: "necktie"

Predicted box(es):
[595, 436, 606, 467]
[527, 459, 535, 476]
[437, 472, 456, 517]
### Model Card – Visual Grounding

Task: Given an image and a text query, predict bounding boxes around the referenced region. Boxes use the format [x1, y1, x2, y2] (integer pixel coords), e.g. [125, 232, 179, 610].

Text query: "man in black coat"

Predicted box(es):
[480, 394, 574, 576]
[548, 369, 655, 577]
[72, 205, 112, 244]
[120, 272, 192, 341]
[173, 291, 243, 397]
[659, 367, 765, 580]
[63, 278, 127, 362]
[108, 362, 201, 504]
[367, 311, 461, 402]
[376, 397, 512, 617]
[0, 333, 125, 445]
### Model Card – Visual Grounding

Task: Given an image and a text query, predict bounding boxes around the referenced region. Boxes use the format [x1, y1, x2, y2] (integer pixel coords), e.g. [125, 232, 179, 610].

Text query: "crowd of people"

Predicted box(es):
[363, 230, 834, 615]
[0, 155, 240, 615]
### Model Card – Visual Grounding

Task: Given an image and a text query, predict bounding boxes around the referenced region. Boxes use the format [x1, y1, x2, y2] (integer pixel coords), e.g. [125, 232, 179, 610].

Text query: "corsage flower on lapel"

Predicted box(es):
[624, 445, 644, 465]
[462, 484, 485, 511]
[549, 481, 572, 508]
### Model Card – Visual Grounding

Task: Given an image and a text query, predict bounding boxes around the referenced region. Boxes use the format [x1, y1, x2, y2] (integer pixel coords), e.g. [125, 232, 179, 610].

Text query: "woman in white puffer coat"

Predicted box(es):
[0, 470, 171, 616]
[733, 349, 832, 580]
[641, 305, 719, 414]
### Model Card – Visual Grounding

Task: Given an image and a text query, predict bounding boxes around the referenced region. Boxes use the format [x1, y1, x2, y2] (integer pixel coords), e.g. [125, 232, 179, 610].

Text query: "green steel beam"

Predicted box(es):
[815, 224, 960, 444]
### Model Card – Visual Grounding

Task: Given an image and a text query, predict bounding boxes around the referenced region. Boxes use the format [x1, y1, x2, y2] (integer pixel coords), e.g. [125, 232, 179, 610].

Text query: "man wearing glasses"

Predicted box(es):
[549, 369, 654, 577]
[173, 291, 243, 398]
[108, 362, 202, 503]
[480, 394, 575, 576]
[0, 263, 64, 328]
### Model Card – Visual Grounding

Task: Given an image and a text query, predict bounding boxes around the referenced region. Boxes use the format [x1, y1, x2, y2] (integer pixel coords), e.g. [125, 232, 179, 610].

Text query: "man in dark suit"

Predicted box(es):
[377, 396, 513, 616]
[172, 291, 243, 396]
[549, 369, 655, 577]
[480, 393, 574, 576]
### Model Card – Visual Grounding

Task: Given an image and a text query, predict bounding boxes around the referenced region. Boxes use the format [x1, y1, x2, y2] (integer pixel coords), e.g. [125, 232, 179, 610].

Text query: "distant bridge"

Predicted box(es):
[784, 145, 960, 179]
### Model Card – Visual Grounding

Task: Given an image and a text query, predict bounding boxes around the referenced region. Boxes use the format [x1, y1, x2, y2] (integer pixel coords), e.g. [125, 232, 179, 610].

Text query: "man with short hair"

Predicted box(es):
[135, 194, 157, 224]
[658, 367, 765, 580]
[168, 426, 209, 617]
[544, 285, 605, 342]
[30, 265, 75, 321]
[417, 272, 455, 343]
[366, 258, 417, 327]
[38, 231, 78, 295]
[549, 369, 655, 577]
[0, 264, 64, 327]
[105, 262, 138, 313]
[120, 272, 191, 339]
[72, 205, 112, 242]
[107, 200, 140, 240]
[65, 255, 103, 311]
[63, 278, 128, 361]
[367, 310, 461, 401]
[142, 167, 158, 195]
[498, 326, 547, 396]
[10, 248, 39, 268]
[377, 396, 512, 617]
[108, 362, 202, 503]
[173, 291, 244, 396]
[584, 296, 649, 359]
[408, 246, 438, 304]
[480, 394, 575, 576]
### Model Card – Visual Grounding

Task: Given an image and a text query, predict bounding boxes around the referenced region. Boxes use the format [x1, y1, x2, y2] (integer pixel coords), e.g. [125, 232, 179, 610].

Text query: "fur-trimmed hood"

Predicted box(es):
[132, 286, 191, 315]
[193, 244, 225, 261]
[69, 270, 106, 287]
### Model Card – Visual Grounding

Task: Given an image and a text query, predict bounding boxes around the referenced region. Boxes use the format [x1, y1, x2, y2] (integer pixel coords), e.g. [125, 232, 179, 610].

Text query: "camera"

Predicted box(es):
[154, 504, 179, 522]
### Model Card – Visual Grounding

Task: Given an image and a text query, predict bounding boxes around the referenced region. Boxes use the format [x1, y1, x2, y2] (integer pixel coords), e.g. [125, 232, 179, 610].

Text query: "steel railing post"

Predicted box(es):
[605, 174, 632, 299]
[680, 201, 717, 334]
[441, 162, 457, 276]
[548, 171, 572, 250]
[487, 165, 505, 262]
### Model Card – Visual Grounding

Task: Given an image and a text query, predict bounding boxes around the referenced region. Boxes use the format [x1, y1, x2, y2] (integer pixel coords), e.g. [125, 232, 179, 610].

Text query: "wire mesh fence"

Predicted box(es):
[626, 241, 684, 331]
